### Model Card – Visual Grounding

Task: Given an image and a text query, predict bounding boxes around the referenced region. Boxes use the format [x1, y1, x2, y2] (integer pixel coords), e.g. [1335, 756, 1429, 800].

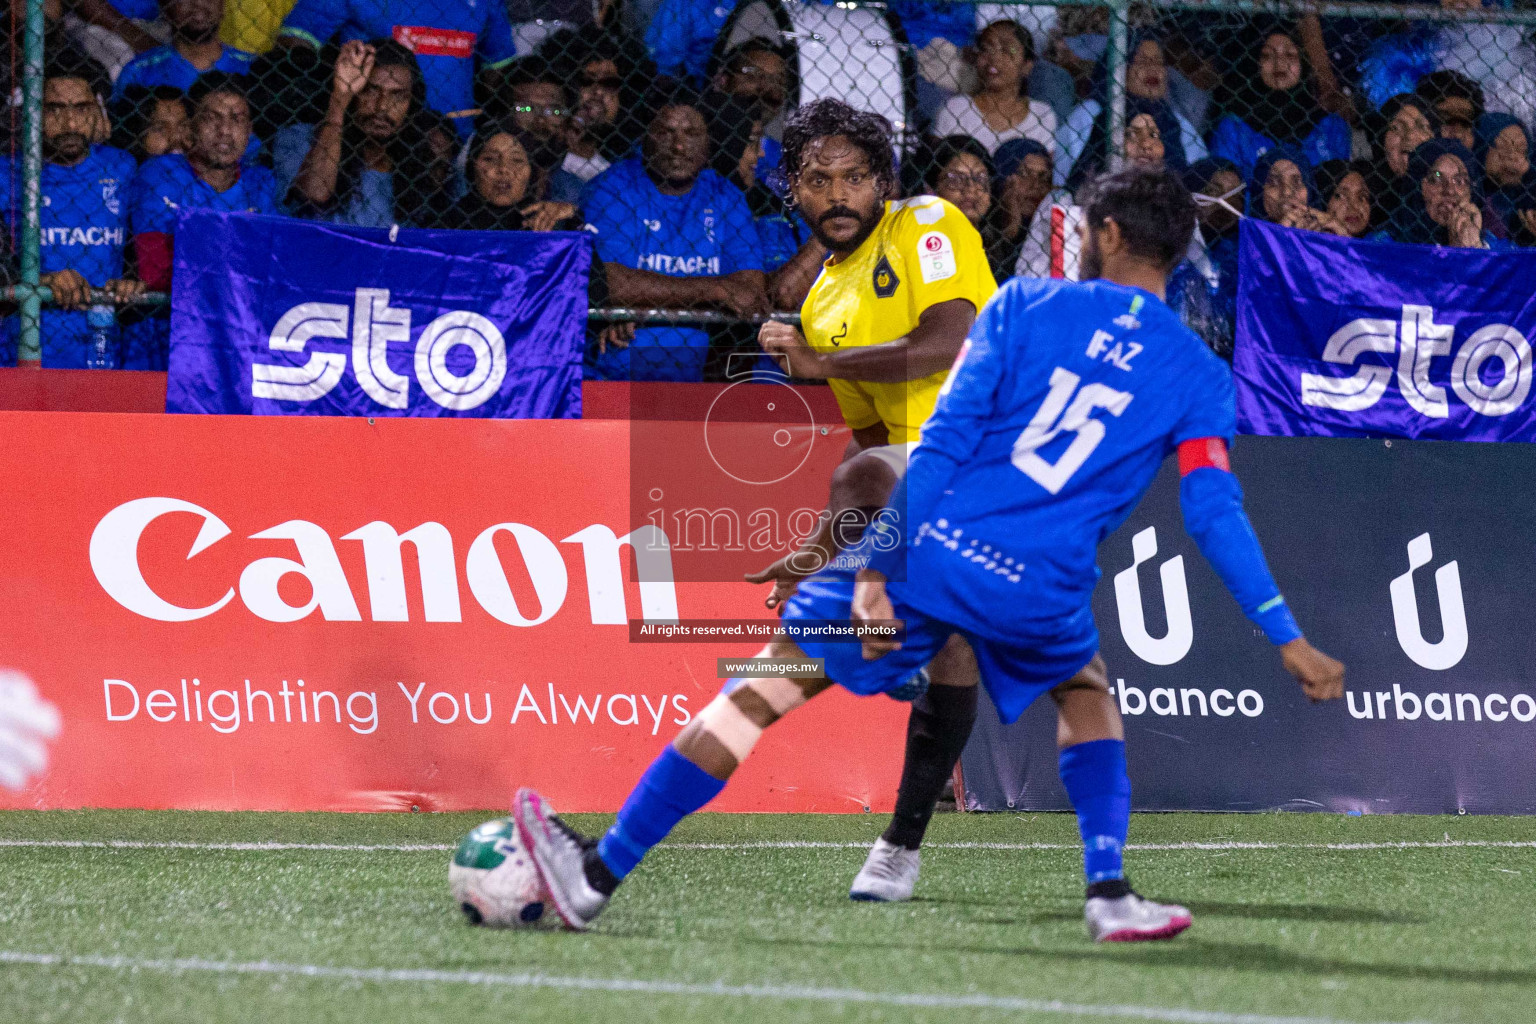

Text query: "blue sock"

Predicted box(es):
[596, 745, 726, 879]
[1058, 739, 1131, 884]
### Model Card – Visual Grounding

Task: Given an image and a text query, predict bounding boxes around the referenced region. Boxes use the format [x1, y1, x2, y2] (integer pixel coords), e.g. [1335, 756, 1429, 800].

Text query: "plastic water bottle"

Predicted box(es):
[84, 303, 119, 370]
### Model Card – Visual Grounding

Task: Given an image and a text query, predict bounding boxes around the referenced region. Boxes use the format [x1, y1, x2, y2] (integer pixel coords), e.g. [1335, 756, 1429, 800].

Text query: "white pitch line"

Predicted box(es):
[0, 950, 1424, 1024]
[1, 838, 1533, 854]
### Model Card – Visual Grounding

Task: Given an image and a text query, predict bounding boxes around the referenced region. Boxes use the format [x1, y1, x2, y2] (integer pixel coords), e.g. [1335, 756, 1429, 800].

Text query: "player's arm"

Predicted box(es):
[1177, 438, 1344, 702]
[759, 297, 975, 382]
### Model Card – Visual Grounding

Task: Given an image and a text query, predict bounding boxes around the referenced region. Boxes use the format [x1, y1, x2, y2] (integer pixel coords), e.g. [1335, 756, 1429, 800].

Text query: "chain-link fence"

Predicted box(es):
[4, 0, 1535, 375]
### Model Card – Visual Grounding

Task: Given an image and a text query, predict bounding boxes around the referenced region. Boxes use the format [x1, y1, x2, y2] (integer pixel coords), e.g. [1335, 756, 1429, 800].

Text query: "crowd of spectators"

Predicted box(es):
[2, 0, 1535, 375]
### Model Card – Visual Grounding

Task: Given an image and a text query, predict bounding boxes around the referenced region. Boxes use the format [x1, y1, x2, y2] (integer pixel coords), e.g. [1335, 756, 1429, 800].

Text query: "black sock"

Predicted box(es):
[582, 847, 621, 896]
[881, 684, 979, 850]
[1086, 878, 1133, 900]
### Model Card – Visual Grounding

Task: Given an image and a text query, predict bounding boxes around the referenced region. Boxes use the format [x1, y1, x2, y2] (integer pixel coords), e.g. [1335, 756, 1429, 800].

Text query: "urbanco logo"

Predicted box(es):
[1389, 532, 1467, 671]
[1113, 527, 1193, 666]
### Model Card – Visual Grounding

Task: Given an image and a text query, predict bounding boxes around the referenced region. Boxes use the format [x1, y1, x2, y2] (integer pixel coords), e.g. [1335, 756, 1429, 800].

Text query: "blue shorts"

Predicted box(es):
[782, 573, 1099, 725]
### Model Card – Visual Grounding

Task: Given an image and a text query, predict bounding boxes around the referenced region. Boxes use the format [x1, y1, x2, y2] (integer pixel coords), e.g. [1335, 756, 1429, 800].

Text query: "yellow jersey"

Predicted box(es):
[799, 196, 997, 444]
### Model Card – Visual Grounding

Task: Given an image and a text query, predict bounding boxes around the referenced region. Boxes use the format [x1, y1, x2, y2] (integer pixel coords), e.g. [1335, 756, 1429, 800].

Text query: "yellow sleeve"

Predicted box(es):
[827, 378, 884, 432]
[892, 198, 998, 318]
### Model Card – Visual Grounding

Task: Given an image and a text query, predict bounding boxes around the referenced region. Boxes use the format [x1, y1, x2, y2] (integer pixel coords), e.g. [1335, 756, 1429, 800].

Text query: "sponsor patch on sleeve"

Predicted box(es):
[393, 25, 477, 58]
[916, 230, 956, 283]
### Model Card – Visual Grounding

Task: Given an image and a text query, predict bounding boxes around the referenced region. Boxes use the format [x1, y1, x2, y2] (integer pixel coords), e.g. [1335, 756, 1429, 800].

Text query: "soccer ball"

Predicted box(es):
[449, 817, 547, 927]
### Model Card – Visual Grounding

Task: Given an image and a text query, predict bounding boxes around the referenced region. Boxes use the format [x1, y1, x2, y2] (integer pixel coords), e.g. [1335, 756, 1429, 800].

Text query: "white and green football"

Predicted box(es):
[449, 817, 548, 927]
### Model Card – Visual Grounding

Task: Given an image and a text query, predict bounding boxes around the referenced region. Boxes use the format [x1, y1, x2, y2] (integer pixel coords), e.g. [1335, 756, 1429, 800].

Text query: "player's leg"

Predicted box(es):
[1050, 658, 1192, 942]
[850, 633, 979, 902]
[515, 638, 832, 930]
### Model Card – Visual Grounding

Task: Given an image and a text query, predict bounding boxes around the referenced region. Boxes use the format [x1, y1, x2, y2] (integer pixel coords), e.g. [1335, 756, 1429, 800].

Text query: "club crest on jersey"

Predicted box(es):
[872, 254, 899, 298]
[100, 178, 120, 215]
[1114, 295, 1144, 330]
[916, 231, 955, 283]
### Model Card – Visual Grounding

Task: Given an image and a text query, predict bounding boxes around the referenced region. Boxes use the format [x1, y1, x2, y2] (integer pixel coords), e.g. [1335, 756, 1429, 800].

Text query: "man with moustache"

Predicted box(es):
[111, 0, 255, 103]
[748, 98, 996, 902]
[0, 57, 143, 367]
[129, 72, 282, 293]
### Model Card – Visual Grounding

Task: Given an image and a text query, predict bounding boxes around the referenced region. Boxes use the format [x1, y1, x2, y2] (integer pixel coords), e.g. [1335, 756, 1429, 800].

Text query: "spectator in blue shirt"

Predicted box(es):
[275, 0, 517, 136]
[129, 71, 283, 292]
[1207, 27, 1350, 181]
[0, 58, 144, 368]
[111, 0, 254, 106]
[275, 39, 454, 228]
[582, 86, 769, 381]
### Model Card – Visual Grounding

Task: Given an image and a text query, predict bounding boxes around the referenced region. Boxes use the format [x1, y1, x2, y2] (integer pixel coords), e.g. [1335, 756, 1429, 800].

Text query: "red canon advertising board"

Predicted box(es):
[0, 407, 906, 813]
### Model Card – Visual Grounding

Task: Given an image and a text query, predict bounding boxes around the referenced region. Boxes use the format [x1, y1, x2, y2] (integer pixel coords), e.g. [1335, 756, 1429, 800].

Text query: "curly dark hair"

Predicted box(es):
[781, 98, 895, 189]
[1080, 164, 1196, 270]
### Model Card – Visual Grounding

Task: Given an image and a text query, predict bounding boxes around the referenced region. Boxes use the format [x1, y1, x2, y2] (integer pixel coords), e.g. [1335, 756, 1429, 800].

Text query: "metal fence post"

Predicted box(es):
[18, 0, 45, 367]
[1104, 0, 1130, 169]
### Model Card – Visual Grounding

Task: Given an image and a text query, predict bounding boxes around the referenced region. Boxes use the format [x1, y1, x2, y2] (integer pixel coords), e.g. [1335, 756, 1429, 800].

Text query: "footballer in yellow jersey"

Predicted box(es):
[761, 187, 997, 446]
[794, 196, 997, 443]
[744, 101, 988, 905]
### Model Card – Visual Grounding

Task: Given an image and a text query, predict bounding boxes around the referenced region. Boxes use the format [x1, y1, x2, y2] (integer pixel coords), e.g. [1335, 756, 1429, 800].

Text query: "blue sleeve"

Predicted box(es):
[867, 288, 1013, 578]
[1206, 115, 1256, 179]
[279, 0, 346, 47]
[717, 185, 765, 275]
[110, 54, 147, 103]
[644, 0, 696, 78]
[1179, 466, 1302, 645]
[1173, 351, 1237, 444]
[1304, 115, 1351, 168]
[477, 0, 517, 67]
[129, 163, 176, 234]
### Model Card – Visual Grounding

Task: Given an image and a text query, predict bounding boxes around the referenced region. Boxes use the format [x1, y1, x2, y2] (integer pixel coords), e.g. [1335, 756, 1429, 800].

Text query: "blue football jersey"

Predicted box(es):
[0, 146, 135, 367]
[111, 45, 257, 103]
[874, 276, 1235, 643]
[128, 154, 283, 234]
[279, 0, 516, 133]
[580, 157, 763, 381]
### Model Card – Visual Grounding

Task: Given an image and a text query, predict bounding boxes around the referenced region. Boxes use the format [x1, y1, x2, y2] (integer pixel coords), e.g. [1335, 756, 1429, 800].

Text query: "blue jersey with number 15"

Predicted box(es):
[871, 276, 1235, 645]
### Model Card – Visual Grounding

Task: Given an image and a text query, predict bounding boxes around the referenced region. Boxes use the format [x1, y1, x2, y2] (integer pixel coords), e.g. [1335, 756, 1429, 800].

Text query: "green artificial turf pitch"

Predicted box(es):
[1, 810, 1533, 1023]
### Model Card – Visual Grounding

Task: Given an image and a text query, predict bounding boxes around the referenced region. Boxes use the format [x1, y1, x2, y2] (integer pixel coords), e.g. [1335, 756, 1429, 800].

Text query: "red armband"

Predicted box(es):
[135, 232, 173, 292]
[1178, 437, 1231, 476]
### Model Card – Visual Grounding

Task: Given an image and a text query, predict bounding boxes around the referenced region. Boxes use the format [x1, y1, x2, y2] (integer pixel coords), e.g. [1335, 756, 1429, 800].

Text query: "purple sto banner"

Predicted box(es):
[1234, 220, 1536, 441]
[167, 210, 590, 419]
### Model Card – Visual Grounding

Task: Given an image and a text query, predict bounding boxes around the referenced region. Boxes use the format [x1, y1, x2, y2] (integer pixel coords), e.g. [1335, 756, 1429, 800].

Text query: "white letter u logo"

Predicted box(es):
[1390, 533, 1467, 671]
[1114, 527, 1194, 666]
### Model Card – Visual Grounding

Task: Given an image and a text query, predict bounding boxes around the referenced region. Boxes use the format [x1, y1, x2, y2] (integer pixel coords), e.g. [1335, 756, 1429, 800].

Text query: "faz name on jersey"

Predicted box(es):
[1086, 329, 1141, 371]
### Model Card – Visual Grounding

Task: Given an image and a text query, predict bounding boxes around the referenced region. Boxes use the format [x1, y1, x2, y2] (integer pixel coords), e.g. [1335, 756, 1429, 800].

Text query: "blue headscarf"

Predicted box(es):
[1067, 95, 1188, 192]
[993, 137, 1051, 184]
[1388, 137, 1484, 245]
[1474, 112, 1536, 233]
[1247, 147, 1320, 222]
